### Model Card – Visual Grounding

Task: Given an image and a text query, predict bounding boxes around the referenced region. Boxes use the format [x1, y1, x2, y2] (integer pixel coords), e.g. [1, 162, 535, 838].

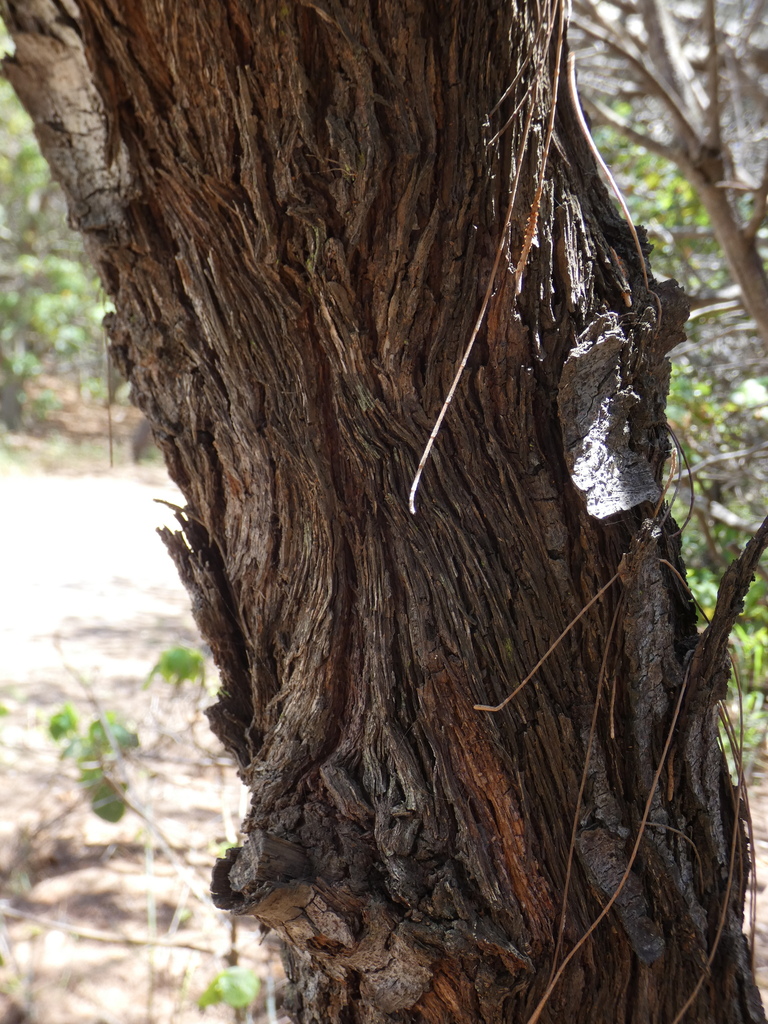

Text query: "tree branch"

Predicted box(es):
[637, 0, 707, 131]
[0, 901, 216, 954]
[571, 11, 703, 152]
[745, 158, 768, 241]
[704, 0, 723, 154]
[582, 97, 678, 163]
[678, 490, 767, 535]
[685, 514, 768, 716]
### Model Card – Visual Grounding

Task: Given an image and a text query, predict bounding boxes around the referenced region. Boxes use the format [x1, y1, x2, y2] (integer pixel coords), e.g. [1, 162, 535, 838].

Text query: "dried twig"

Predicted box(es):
[0, 902, 215, 955]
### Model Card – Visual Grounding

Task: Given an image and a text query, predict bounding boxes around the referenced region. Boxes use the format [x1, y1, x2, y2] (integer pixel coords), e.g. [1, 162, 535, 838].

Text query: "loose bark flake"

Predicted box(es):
[558, 311, 661, 518]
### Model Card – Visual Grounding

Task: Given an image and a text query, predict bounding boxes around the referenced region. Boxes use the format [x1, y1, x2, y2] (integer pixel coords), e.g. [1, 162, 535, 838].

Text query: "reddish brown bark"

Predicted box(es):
[4, 1, 765, 1021]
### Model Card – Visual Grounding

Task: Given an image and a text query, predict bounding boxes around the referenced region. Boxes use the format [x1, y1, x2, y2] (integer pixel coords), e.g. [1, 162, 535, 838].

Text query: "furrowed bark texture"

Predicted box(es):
[4, 1, 764, 1021]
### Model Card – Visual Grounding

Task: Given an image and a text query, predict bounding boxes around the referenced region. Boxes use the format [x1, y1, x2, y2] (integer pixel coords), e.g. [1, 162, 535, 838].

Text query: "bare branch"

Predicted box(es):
[745, 158, 768, 240]
[638, 0, 708, 128]
[704, 0, 723, 153]
[687, 514, 768, 716]
[0, 901, 217, 954]
[677, 492, 767, 535]
[582, 96, 679, 163]
[577, 1, 768, 351]
[571, 13, 703, 152]
[690, 439, 768, 476]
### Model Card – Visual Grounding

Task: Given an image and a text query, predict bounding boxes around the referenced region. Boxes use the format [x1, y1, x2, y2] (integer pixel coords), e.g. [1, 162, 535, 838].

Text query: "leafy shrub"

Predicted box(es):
[48, 703, 139, 822]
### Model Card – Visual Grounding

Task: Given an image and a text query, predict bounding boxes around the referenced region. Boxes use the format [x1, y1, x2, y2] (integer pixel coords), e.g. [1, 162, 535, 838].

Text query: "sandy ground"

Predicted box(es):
[0, 463, 285, 1024]
[1, 455, 766, 1021]
[748, 778, 768, 1003]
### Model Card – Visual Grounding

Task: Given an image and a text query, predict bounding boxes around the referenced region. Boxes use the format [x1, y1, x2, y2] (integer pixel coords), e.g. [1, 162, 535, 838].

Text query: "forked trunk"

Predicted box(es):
[4, 1, 766, 1021]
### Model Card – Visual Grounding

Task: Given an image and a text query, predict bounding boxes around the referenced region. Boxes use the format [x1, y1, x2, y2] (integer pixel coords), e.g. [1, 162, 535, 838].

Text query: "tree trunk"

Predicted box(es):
[4, 1, 766, 1021]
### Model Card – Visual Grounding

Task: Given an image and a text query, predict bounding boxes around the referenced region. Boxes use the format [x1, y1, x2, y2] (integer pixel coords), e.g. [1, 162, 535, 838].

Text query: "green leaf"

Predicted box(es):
[197, 981, 220, 1010]
[61, 736, 87, 761]
[108, 722, 140, 752]
[88, 779, 126, 822]
[86, 715, 138, 755]
[48, 702, 79, 741]
[84, 715, 138, 757]
[198, 966, 261, 1010]
[146, 646, 205, 688]
[87, 719, 109, 751]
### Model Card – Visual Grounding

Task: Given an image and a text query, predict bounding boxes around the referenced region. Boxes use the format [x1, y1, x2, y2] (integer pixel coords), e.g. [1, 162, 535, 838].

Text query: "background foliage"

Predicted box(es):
[0, 29, 110, 430]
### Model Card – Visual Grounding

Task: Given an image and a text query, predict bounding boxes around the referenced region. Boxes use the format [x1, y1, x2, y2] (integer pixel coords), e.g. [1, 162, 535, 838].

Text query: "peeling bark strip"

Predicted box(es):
[228, 831, 311, 890]
[4, 0, 765, 1021]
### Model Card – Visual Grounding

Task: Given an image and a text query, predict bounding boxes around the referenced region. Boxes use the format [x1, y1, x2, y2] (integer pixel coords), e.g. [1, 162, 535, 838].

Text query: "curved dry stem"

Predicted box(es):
[658, 558, 711, 626]
[666, 426, 695, 536]
[653, 447, 680, 529]
[513, 0, 566, 293]
[474, 572, 620, 713]
[567, 53, 657, 313]
[645, 822, 705, 891]
[407, 81, 538, 514]
[488, 10, 553, 132]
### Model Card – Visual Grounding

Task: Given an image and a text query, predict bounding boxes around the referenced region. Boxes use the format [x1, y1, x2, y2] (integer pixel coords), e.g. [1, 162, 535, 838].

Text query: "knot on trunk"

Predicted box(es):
[211, 829, 311, 910]
[211, 830, 532, 1013]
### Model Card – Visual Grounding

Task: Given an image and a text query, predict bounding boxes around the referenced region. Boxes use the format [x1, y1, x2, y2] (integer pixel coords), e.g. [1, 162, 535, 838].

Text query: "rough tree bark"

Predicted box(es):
[4, 1, 768, 1021]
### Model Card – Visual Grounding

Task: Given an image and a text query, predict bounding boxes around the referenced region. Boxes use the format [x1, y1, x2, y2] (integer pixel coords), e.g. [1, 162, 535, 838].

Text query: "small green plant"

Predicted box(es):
[210, 839, 237, 860]
[731, 623, 768, 692]
[198, 965, 261, 1010]
[146, 646, 205, 689]
[722, 623, 768, 780]
[48, 702, 139, 822]
[721, 689, 768, 785]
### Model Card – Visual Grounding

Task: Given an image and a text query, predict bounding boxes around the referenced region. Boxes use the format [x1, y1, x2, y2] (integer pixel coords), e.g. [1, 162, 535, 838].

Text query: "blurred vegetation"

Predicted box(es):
[0, 29, 112, 431]
[48, 702, 139, 822]
[593, 122, 768, 772]
[198, 965, 261, 1011]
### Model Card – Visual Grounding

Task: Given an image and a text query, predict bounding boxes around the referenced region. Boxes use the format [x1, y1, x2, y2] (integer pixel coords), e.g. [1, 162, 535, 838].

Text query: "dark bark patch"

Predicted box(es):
[576, 826, 665, 966]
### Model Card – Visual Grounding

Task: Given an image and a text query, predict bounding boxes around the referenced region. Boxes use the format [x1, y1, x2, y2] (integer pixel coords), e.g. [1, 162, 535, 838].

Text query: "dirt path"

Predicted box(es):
[0, 465, 284, 1024]
[0, 468, 196, 694]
